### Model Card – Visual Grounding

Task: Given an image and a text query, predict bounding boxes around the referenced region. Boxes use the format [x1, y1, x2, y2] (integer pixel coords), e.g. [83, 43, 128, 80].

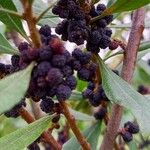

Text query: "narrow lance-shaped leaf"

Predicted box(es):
[0, 115, 51, 150]
[98, 57, 150, 134]
[63, 121, 101, 150]
[0, 33, 19, 55]
[104, 0, 150, 15]
[0, 0, 27, 39]
[0, 63, 34, 114]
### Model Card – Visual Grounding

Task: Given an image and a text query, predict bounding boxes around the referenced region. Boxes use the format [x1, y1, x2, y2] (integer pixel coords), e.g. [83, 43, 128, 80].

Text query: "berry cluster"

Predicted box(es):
[3, 25, 97, 118]
[120, 121, 139, 143]
[53, 0, 113, 53]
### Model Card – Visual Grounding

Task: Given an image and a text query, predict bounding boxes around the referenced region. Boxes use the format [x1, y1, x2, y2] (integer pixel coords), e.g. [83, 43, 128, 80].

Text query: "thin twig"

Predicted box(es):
[18, 107, 62, 150]
[60, 101, 91, 150]
[21, 0, 42, 48]
[100, 8, 145, 150]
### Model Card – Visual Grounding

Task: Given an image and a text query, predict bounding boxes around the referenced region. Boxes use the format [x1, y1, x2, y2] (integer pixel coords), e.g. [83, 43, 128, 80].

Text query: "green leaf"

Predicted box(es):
[97, 57, 150, 134]
[105, 0, 150, 14]
[0, 0, 27, 39]
[0, 33, 19, 55]
[69, 91, 84, 101]
[0, 115, 51, 150]
[13, 0, 60, 27]
[128, 140, 138, 150]
[69, 108, 95, 121]
[0, 63, 34, 114]
[133, 66, 150, 86]
[138, 60, 150, 76]
[63, 121, 101, 150]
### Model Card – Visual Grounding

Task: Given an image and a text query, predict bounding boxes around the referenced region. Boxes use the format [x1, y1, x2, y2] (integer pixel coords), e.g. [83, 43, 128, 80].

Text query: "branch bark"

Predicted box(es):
[18, 107, 62, 150]
[60, 101, 91, 150]
[100, 8, 145, 150]
[21, 0, 41, 48]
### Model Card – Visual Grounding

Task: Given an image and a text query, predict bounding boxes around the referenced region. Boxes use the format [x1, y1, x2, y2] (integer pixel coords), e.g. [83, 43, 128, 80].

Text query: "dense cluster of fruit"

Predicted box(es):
[53, 0, 113, 53]
[1, 25, 97, 118]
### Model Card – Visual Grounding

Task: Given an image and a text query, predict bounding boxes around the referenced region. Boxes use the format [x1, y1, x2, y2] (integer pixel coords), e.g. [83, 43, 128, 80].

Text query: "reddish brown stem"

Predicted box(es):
[18, 107, 62, 150]
[60, 101, 91, 150]
[21, 0, 41, 48]
[100, 8, 145, 150]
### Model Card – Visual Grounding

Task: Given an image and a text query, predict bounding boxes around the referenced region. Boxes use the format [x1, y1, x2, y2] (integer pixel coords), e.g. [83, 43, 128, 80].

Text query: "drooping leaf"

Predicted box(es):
[63, 121, 101, 150]
[13, 0, 60, 27]
[0, 0, 27, 39]
[0, 115, 51, 150]
[98, 57, 150, 134]
[0, 33, 19, 55]
[0, 63, 34, 114]
[69, 108, 95, 121]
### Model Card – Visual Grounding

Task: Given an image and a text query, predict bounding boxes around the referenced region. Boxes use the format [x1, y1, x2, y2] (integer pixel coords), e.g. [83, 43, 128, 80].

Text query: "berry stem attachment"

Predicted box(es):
[21, 0, 42, 48]
[18, 107, 62, 150]
[60, 101, 91, 150]
[100, 8, 145, 150]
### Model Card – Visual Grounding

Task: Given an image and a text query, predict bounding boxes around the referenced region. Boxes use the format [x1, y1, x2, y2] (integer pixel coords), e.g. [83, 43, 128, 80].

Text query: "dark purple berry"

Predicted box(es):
[18, 42, 29, 52]
[39, 46, 52, 61]
[98, 19, 107, 28]
[138, 85, 148, 94]
[47, 68, 63, 87]
[79, 52, 92, 65]
[72, 60, 81, 71]
[94, 107, 107, 120]
[11, 55, 20, 67]
[37, 76, 47, 88]
[39, 25, 51, 37]
[121, 131, 133, 143]
[65, 75, 77, 90]
[72, 48, 83, 60]
[90, 31, 101, 45]
[87, 82, 95, 90]
[109, 40, 119, 50]
[62, 66, 73, 77]
[37, 61, 51, 76]
[105, 27, 112, 37]
[0, 63, 6, 73]
[82, 89, 93, 99]
[52, 54, 66, 68]
[105, 15, 113, 24]
[77, 68, 91, 81]
[97, 4, 106, 11]
[56, 84, 71, 100]
[124, 121, 139, 134]
[40, 98, 54, 113]
[99, 35, 111, 49]
[55, 19, 68, 35]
